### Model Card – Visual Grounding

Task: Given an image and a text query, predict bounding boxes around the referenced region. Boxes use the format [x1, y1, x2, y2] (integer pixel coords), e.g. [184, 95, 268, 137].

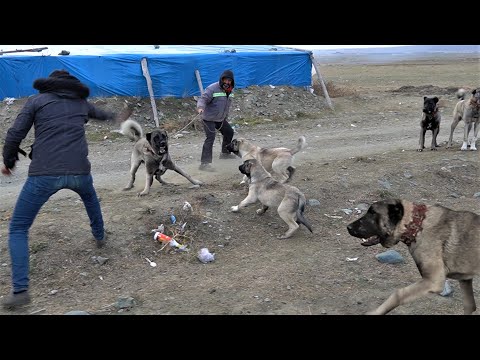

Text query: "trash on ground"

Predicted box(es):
[154, 232, 188, 252]
[145, 257, 157, 267]
[197, 248, 215, 263]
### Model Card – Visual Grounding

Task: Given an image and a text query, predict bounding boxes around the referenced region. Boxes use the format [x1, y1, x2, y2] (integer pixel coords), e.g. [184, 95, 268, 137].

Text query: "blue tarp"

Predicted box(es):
[0, 45, 312, 99]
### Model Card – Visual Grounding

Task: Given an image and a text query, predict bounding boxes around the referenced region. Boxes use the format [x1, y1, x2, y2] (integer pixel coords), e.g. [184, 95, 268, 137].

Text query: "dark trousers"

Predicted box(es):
[201, 119, 234, 164]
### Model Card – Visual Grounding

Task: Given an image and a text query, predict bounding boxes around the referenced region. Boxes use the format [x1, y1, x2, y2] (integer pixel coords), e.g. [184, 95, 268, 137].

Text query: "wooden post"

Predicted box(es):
[309, 53, 334, 110]
[140, 57, 160, 128]
[195, 69, 205, 95]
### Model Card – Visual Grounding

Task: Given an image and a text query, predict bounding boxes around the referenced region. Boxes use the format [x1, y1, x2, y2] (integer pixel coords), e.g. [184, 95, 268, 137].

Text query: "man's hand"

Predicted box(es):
[197, 108, 204, 114]
[1, 165, 12, 176]
[114, 105, 134, 124]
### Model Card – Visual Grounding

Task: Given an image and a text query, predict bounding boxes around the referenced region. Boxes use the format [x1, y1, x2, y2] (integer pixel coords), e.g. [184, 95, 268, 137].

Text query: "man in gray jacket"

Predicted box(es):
[196, 69, 237, 172]
[1, 70, 122, 309]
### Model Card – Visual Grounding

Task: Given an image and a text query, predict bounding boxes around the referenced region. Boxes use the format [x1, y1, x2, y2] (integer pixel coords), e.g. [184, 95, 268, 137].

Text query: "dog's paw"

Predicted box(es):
[461, 142, 469, 150]
[122, 186, 133, 191]
[193, 180, 204, 186]
[470, 146, 477, 151]
[277, 234, 291, 239]
[137, 191, 149, 197]
[239, 180, 246, 185]
[231, 205, 239, 212]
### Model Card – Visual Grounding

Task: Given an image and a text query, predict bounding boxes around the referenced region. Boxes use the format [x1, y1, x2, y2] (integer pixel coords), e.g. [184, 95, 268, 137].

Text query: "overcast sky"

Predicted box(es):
[280, 45, 407, 50]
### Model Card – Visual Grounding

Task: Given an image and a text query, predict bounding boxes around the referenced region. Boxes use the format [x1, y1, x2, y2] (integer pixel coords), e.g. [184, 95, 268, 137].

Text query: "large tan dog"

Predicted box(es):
[226, 136, 306, 184]
[230, 159, 313, 239]
[347, 198, 480, 315]
[120, 119, 203, 196]
[446, 88, 480, 150]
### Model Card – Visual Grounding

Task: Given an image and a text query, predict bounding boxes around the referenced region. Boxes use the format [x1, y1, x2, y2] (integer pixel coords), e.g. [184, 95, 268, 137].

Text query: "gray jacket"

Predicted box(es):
[197, 70, 235, 123]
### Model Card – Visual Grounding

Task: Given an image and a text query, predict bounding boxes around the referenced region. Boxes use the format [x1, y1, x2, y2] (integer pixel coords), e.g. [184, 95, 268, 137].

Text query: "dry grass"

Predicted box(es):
[313, 80, 358, 98]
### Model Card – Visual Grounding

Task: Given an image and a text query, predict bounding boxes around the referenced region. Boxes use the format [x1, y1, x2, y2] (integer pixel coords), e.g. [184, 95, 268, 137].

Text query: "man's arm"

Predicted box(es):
[2, 98, 36, 170]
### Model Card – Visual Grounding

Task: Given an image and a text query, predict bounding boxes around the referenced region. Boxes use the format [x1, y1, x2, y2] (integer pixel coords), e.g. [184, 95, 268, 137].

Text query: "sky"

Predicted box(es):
[280, 45, 407, 50]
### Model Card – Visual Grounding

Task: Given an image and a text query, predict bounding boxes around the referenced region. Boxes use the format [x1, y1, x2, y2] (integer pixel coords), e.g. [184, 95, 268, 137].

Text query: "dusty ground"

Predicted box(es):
[0, 53, 479, 315]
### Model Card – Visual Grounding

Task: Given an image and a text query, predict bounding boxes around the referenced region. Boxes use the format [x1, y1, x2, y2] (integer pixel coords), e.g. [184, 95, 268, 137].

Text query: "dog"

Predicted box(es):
[347, 198, 480, 315]
[225, 136, 306, 184]
[417, 96, 441, 152]
[446, 88, 480, 150]
[120, 119, 203, 196]
[230, 158, 313, 239]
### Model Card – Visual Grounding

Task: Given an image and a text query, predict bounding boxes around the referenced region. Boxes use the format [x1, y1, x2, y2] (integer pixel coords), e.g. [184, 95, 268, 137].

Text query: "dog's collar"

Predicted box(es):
[400, 203, 428, 246]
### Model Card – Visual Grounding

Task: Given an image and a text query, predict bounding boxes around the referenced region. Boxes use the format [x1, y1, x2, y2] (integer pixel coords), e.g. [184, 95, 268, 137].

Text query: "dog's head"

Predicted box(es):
[347, 199, 404, 248]
[423, 96, 439, 115]
[226, 138, 244, 156]
[146, 129, 169, 155]
[471, 88, 480, 105]
[238, 158, 257, 178]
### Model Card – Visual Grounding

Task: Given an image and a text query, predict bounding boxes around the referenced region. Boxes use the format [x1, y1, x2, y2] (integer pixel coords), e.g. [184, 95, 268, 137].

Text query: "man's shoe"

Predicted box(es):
[199, 163, 216, 172]
[2, 290, 31, 309]
[219, 152, 237, 160]
[96, 230, 109, 249]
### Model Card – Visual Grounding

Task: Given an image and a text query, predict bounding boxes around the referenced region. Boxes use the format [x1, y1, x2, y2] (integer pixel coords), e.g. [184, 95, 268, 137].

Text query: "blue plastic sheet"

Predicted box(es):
[0, 46, 312, 99]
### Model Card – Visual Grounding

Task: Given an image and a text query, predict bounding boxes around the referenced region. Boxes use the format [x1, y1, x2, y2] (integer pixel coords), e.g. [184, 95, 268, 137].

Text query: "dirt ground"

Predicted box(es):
[0, 53, 478, 315]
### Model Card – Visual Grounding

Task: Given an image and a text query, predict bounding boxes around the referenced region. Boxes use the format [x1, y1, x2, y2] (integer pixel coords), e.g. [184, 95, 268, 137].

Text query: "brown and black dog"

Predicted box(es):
[417, 96, 441, 151]
[120, 119, 203, 196]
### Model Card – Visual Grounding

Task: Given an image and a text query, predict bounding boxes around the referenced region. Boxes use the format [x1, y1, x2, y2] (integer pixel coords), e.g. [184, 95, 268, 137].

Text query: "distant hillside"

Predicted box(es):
[312, 45, 480, 64]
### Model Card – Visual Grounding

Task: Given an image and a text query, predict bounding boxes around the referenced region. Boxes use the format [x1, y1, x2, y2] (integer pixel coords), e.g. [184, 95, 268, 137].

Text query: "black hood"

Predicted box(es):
[218, 69, 235, 88]
[33, 71, 90, 99]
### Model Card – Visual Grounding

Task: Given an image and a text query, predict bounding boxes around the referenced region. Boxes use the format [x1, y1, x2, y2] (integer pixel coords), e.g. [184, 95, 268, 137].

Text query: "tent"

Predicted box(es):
[0, 45, 314, 99]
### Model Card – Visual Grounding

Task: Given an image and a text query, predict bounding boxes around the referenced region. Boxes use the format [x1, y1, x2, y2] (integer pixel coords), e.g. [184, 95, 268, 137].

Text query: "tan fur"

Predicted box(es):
[347, 198, 480, 315]
[227, 136, 306, 184]
[446, 88, 480, 150]
[230, 159, 312, 239]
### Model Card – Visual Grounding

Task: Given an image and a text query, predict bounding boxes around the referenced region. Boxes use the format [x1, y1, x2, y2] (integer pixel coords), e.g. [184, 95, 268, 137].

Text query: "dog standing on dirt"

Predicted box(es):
[347, 198, 480, 315]
[230, 158, 313, 239]
[417, 96, 441, 151]
[446, 88, 480, 151]
[226, 136, 306, 184]
[120, 119, 203, 196]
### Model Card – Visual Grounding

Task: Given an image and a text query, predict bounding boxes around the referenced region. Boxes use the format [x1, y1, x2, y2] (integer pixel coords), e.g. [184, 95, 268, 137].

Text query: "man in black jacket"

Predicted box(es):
[1, 70, 121, 309]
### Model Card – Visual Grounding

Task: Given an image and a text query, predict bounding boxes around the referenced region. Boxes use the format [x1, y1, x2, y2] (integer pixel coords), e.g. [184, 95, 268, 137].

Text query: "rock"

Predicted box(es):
[375, 250, 404, 264]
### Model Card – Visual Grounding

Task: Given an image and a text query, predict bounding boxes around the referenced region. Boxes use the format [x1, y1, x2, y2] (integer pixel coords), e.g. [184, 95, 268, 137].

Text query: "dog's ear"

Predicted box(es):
[146, 132, 152, 143]
[433, 97, 439, 103]
[423, 96, 427, 101]
[473, 89, 477, 95]
[387, 201, 404, 225]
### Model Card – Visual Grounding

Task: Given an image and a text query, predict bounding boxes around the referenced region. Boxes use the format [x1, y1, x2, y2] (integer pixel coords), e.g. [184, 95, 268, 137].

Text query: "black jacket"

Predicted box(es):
[2, 74, 114, 175]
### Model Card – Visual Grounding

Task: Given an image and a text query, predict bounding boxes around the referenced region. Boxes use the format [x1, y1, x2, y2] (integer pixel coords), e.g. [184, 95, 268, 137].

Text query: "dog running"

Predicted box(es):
[347, 198, 480, 315]
[230, 158, 313, 239]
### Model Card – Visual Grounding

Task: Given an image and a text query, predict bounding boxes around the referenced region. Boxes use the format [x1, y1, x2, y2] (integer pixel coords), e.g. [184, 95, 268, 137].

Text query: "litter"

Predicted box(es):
[197, 248, 215, 263]
[154, 232, 188, 252]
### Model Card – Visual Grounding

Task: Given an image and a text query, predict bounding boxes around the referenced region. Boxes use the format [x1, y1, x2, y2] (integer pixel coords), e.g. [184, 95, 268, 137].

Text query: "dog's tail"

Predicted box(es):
[296, 195, 313, 233]
[120, 118, 143, 142]
[290, 136, 307, 155]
